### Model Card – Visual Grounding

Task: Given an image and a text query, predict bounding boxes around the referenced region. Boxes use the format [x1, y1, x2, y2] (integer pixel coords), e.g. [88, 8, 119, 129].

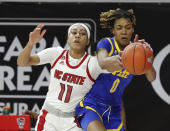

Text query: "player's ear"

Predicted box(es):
[86, 39, 90, 46]
[132, 28, 134, 33]
[111, 28, 115, 35]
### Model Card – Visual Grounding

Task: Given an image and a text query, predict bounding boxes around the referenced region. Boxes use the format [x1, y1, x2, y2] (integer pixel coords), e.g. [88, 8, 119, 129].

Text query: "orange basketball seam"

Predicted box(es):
[121, 43, 153, 75]
[122, 47, 127, 69]
[141, 44, 146, 75]
[133, 44, 136, 75]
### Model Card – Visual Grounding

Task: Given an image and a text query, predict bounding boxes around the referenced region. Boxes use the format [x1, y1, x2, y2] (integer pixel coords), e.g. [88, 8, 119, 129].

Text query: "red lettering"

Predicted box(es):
[67, 74, 72, 82]
[65, 85, 73, 103]
[76, 76, 81, 84]
[61, 72, 86, 85]
[58, 83, 65, 101]
[62, 73, 68, 81]
[79, 77, 85, 85]
[58, 83, 73, 103]
[70, 75, 76, 84]
[54, 69, 63, 79]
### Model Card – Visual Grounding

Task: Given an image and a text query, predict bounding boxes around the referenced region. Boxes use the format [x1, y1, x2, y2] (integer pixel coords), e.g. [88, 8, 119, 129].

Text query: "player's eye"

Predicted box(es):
[116, 26, 122, 30]
[80, 32, 86, 36]
[126, 26, 132, 30]
[71, 31, 77, 35]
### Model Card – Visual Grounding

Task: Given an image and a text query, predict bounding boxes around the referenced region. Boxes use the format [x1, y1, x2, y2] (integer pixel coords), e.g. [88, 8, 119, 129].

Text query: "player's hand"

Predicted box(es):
[134, 34, 145, 44]
[143, 42, 153, 52]
[108, 55, 123, 72]
[23, 110, 38, 119]
[134, 34, 153, 52]
[28, 24, 46, 45]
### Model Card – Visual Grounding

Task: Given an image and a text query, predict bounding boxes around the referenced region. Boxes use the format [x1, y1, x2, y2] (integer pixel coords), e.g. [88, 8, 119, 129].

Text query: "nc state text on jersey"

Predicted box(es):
[54, 69, 86, 85]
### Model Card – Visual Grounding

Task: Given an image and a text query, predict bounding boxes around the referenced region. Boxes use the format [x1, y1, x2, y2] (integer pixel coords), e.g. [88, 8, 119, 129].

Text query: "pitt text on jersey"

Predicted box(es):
[110, 69, 130, 94]
[112, 69, 130, 78]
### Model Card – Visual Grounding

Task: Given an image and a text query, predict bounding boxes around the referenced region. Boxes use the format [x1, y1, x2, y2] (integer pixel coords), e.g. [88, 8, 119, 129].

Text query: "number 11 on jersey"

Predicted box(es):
[58, 83, 73, 103]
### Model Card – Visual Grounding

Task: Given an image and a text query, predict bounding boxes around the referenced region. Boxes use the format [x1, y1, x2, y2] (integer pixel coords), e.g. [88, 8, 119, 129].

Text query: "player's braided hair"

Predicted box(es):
[100, 8, 136, 30]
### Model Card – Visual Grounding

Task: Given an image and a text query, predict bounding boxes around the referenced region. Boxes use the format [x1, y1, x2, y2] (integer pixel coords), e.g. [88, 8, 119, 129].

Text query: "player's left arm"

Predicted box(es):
[144, 42, 156, 82]
[134, 34, 156, 82]
[145, 66, 156, 82]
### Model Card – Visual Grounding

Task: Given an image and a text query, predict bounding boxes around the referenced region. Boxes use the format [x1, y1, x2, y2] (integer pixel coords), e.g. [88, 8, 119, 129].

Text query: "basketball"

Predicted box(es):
[121, 43, 154, 75]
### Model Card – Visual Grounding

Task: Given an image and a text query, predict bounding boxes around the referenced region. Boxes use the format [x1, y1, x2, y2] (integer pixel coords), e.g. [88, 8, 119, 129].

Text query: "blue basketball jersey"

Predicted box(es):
[87, 37, 133, 107]
[75, 37, 133, 131]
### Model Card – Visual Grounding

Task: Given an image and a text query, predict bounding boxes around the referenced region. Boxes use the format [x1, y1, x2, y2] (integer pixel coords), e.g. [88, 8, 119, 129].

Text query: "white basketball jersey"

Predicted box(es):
[43, 48, 94, 112]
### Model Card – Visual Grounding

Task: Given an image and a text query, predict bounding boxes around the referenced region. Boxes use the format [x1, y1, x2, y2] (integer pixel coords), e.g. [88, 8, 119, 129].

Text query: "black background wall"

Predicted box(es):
[0, 2, 170, 131]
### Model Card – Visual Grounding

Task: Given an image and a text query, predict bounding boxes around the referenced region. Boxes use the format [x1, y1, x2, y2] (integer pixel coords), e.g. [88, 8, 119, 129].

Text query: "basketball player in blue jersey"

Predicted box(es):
[75, 8, 156, 131]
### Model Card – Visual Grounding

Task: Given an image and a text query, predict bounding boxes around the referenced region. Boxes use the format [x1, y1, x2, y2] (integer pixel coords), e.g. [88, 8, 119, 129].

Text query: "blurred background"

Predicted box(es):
[0, 0, 170, 130]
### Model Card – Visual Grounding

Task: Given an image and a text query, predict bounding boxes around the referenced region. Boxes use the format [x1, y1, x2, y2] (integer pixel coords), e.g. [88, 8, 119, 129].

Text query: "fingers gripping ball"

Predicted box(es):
[121, 43, 154, 75]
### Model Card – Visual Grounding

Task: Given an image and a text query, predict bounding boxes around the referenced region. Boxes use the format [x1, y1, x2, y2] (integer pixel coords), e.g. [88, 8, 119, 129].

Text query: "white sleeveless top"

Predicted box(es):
[37, 46, 107, 112]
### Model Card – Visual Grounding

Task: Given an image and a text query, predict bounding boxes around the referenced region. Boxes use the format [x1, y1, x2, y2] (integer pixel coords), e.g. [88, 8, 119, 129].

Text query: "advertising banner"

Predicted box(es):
[0, 3, 170, 131]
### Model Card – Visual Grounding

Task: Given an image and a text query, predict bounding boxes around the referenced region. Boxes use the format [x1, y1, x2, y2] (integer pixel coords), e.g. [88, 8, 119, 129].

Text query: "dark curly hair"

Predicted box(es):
[100, 8, 136, 31]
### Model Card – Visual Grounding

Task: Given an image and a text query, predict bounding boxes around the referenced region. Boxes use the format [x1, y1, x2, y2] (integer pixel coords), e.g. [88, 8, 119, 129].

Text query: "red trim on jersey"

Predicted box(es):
[86, 58, 95, 82]
[74, 116, 81, 128]
[51, 50, 66, 69]
[36, 109, 48, 131]
[66, 50, 88, 69]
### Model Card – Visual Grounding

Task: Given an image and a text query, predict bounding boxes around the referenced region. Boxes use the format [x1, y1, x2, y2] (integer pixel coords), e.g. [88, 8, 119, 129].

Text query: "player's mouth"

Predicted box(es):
[121, 37, 128, 41]
[74, 39, 80, 44]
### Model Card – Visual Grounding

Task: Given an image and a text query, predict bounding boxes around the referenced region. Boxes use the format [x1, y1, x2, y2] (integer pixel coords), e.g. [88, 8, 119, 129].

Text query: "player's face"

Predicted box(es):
[67, 25, 89, 52]
[112, 18, 134, 50]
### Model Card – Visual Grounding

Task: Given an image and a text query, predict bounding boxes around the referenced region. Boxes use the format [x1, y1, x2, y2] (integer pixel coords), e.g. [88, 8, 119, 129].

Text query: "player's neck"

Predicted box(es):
[118, 41, 131, 51]
[68, 49, 86, 59]
[118, 44, 126, 51]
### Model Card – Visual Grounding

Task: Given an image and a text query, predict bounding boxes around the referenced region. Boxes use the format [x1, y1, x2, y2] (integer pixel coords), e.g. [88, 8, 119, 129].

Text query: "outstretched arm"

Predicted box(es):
[17, 24, 46, 66]
[23, 110, 39, 120]
[134, 34, 156, 82]
[143, 41, 156, 82]
[97, 48, 123, 72]
[145, 66, 156, 82]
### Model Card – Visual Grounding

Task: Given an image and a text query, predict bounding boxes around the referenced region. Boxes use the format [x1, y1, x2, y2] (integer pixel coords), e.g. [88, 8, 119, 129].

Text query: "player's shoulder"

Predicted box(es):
[46, 46, 65, 54]
[98, 37, 113, 44]
[52, 46, 65, 52]
[89, 56, 97, 62]
[56, 46, 65, 53]
[88, 56, 99, 69]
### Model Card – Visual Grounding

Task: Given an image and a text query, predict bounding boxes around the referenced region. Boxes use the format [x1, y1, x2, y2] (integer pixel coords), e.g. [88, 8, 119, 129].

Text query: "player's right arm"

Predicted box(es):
[96, 39, 123, 72]
[17, 24, 46, 66]
[23, 110, 39, 120]
[97, 48, 123, 72]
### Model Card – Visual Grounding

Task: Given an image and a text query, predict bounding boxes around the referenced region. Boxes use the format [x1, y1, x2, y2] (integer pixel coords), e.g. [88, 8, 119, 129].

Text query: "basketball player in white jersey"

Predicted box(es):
[17, 23, 123, 131]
